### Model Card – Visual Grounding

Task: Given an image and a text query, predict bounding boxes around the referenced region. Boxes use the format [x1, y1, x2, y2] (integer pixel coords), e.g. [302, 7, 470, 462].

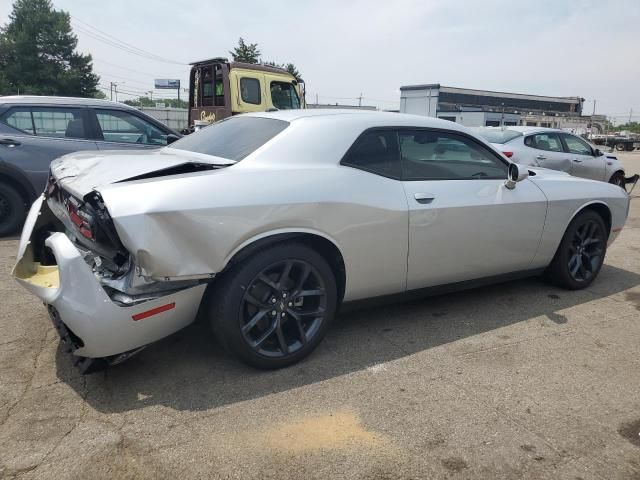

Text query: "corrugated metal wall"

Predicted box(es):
[138, 107, 188, 131]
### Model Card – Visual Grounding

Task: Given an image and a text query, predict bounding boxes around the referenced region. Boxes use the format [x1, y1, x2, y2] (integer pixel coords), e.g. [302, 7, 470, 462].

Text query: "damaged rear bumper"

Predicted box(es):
[13, 196, 207, 359]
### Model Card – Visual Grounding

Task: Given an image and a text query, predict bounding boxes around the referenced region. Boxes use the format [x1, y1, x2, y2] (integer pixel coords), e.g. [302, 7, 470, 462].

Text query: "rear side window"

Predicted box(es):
[95, 109, 168, 145]
[169, 116, 288, 160]
[525, 133, 563, 152]
[31, 108, 84, 138]
[1, 108, 34, 134]
[240, 77, 261, 105]
[341, 130, 401, 178]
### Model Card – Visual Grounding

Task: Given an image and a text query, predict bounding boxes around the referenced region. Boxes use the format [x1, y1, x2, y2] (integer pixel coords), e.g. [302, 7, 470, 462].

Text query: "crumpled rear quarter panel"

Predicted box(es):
[98, 164, 409, 301]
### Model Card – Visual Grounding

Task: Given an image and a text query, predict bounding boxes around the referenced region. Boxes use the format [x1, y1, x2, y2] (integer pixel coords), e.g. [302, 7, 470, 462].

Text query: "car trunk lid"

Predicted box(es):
[50, 148, 234, 198]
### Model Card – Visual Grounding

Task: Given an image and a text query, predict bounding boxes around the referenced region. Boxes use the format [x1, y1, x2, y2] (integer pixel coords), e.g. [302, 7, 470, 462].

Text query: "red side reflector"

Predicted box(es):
[132, 302, 176, 321]
[502, 151, 514, 158]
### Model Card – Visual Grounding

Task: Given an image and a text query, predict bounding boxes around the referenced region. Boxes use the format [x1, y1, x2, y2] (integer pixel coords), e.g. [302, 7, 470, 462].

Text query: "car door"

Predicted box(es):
[560, 133, 605, 181]
[523, 132, 571, 172]
[398, 128, 548, 290]
[90, 108, 171, 151]
[0, 105, 98, 193]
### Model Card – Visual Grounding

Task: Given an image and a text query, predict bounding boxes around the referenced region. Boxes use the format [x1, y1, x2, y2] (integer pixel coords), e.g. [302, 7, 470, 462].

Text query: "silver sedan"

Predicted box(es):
[472, 126, 631, 187]
[13, 111, 631, 371]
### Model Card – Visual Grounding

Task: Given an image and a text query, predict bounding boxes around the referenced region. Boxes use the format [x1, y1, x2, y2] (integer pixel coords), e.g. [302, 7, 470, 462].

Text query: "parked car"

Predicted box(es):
[471, 127, 632, 188]
[13, 111, 630, 373]
[0, 96, 181, 236]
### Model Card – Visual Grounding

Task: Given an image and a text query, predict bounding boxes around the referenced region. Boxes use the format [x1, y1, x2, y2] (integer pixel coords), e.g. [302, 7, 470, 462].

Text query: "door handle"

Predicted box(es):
[414, 193, 435, 204]
[572, 158, 583, 163]
[536, 155, 546, 160]
[0, 138, 21, 147]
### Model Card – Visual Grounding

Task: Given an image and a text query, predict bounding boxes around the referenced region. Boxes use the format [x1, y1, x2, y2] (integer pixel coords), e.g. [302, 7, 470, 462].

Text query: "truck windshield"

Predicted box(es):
[168, 116, 289, 160]
[271, 82, 300, 109]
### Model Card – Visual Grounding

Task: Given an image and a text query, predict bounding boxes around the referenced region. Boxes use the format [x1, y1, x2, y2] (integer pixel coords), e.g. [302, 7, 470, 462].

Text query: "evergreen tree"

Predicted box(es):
[229, 37, 261, 64]
[0, 0, 99, 96]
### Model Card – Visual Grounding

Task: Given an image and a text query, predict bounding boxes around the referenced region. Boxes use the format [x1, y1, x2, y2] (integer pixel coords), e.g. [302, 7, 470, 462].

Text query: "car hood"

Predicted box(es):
[50, 148, 234, 198]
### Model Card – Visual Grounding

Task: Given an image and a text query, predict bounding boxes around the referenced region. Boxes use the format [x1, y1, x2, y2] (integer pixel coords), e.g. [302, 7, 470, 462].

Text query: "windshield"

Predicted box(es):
[270, 82, 300, 109]
[471, 128, 523, 145]
[169, 116, 289, 160]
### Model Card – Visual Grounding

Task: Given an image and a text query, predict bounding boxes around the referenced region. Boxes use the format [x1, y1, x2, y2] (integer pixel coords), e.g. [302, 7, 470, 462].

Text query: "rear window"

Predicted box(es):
[472, 128, 522, 145]
[169, 116, 289, 160]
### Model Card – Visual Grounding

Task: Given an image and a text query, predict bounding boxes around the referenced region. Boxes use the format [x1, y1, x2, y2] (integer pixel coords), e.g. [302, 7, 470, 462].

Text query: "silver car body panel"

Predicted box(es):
[12, 110, 631, 358]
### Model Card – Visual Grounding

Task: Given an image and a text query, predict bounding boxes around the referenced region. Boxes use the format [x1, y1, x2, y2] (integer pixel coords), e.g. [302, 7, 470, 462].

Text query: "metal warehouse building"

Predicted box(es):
[399, 84, 595, 131]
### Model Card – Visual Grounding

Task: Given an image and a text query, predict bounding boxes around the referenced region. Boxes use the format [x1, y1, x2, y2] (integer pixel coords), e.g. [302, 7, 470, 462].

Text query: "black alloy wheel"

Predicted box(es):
[209, 242, 337, 369]
[567, 219, 605, 283]
[545, 210, 607, 290]
[240, 259, 327, 358]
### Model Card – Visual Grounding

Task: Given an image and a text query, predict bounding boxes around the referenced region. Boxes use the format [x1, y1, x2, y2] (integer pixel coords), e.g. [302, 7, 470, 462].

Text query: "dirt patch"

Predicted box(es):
[441, 456, 468, 472]
[259, 409, 385, 453]
[624, 291, 640, 311]
[619, 419, 640, 447]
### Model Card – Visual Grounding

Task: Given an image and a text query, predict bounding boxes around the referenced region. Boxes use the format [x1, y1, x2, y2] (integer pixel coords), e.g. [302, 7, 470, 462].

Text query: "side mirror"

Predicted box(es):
[166, 133, 180, 145]
[505, 163, 529, 190]
[594, 148, 603, 157]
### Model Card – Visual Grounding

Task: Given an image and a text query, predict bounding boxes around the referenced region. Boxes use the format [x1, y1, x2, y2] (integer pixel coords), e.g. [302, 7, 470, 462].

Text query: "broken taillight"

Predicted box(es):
[67, 202, 94, 240]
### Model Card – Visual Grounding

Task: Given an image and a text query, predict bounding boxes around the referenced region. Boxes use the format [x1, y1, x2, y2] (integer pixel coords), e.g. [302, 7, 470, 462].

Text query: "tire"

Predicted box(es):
[615, 143, 625, 151]
[206, 242, 338, 369]
[545, 210, 607, 290]
[0, 182, 27, 237]
[609, 172, 625, 189]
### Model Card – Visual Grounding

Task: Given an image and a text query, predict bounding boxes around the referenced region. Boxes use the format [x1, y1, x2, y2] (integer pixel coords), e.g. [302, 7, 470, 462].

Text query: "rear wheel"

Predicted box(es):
[615, 143, 625, 151]
[0, 182, 26, 236]
[208, 242, 337, 369]
[545, 210, 607, 290]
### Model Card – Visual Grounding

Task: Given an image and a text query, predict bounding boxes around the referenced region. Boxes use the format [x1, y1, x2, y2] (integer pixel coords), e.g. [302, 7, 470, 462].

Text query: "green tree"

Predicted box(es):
[0, 0, 99, 97]
[229, 37, 261, 64]
[613, 122, 640, 133]
[264, 61, 303, 81]
[124, 97, 187, 109]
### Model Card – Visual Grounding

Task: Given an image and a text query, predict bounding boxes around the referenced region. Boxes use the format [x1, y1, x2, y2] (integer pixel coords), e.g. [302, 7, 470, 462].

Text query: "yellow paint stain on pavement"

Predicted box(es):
[260, 409, 385, 453]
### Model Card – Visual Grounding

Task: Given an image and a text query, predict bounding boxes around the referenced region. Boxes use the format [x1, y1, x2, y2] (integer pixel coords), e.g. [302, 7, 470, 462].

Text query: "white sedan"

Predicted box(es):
[472, 126, 635, 188]
[13, 111, 631, 372]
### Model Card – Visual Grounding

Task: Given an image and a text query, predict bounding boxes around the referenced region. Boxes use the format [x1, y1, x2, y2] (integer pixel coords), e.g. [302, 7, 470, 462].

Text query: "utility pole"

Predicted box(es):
[315, 93, 318, 106]
[629, 108, 633, 124]
[110, 82, 114, 101]
[592, 99, 596, 116]
[358, 93, 362, 107]
[114, 83, 118, 102]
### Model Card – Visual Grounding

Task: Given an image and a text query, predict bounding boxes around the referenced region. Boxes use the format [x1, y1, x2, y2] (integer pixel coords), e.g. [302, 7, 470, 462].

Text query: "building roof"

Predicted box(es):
[400, 84, 583, 104]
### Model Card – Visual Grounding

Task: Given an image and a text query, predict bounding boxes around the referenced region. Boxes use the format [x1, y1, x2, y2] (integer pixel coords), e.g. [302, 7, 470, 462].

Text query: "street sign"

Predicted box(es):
[154, 79, 180, 89]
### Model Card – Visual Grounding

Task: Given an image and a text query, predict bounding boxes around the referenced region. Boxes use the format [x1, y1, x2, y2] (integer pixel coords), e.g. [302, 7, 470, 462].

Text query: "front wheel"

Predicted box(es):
[545, 210, 607, 290]
[207, 242, 337, 369]
[609, 172, 625, 189]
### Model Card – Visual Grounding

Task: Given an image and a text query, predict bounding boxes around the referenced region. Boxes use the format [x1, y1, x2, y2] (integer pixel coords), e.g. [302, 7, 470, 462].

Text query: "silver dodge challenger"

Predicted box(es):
[13, 110, 631, 372]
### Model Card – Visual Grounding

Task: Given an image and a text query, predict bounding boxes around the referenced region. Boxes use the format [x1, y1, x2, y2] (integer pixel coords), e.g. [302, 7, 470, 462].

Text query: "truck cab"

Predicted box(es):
[187, 57, 304, 130]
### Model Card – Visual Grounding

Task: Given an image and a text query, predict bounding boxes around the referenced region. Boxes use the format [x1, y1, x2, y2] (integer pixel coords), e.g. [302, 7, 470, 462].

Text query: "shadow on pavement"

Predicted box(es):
[56, 264, 640, 413]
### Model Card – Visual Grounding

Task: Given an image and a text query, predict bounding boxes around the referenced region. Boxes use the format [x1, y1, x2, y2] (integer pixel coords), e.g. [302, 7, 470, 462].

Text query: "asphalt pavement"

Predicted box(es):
[1, 152, 639, 479]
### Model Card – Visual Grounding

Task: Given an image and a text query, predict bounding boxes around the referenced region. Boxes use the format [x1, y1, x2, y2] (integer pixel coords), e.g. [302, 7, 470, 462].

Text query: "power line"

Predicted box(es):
[70, 17, 186, 65]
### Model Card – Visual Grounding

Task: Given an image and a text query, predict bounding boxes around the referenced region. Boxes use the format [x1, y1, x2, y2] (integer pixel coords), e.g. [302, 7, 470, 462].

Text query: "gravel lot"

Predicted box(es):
[1, 152, 639, 479]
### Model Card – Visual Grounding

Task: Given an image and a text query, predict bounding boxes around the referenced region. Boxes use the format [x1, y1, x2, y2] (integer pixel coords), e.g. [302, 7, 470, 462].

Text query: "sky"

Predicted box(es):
[1, 0, 639, 122]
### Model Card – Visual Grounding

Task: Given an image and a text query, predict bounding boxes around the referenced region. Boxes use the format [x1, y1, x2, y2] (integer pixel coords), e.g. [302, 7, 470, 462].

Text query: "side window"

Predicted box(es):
[240, 77, 261, 105]
[270, 82, 300, 109]
[0, 108, 34, 134]
[399, 130, 508, 180]
[31, 108, 85, 139]
[562, 134, 593, 156]
[341, 130, 401, 178]
[524, 133, 563, 152]
[95, 109, 167, 145]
